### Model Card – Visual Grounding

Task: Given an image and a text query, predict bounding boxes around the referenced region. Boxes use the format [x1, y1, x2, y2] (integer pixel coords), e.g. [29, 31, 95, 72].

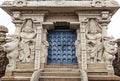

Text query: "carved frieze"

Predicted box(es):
[91, 0, 106, 7]
[13, 0, 27, 7]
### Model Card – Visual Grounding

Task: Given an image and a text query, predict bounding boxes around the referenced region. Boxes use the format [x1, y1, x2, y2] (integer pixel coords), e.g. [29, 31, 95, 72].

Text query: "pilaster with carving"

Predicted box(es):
[41, 28, 49, 69]
[34, 22, 43, 69]
[75, 29, 81, 64]
[80, 21, 87, 70]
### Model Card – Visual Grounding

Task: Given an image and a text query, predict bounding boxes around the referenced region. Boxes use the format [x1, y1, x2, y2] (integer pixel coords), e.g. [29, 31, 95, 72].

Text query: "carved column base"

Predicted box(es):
[107, 65, 115, 76]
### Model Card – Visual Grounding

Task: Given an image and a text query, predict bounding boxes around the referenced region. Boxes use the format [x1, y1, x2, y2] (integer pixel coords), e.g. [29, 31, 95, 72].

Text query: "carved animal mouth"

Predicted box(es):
[5, 38, 12, 42]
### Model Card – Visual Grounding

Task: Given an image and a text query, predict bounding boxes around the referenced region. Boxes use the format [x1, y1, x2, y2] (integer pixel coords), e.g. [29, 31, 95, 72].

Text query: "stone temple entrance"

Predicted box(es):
[1, 0, 120, 81]
[47, 29, 77, 64]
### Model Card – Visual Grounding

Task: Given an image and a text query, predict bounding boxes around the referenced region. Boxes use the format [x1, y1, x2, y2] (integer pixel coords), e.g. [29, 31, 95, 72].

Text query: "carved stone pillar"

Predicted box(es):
[101, 23, 108, 37]
[12, 11, 22, 35]
[34, 23, 43, 69]
[34, 11, 48, 69]
[80, 21, 87, 70]
[75, 29, 81, 65]
[14, 23, 22, 35]
[41, 28, 48, 69]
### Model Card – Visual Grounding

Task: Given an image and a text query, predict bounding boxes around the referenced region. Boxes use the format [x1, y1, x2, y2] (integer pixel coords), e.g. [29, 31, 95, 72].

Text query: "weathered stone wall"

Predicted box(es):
[0, 26, 8, 78]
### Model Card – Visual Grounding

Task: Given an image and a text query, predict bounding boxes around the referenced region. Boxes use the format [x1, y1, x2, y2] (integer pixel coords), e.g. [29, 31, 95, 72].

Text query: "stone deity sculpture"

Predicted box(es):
[19, 19, 36, 62]
[86, 19, 103, 63]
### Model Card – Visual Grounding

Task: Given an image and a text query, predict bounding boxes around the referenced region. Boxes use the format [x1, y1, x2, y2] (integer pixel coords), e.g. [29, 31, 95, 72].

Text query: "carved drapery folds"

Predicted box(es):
[19, 19, 36, 62]
[86, 18, 116, 66]
[3, 19, 37, 71]
[86, 18, 103, 63]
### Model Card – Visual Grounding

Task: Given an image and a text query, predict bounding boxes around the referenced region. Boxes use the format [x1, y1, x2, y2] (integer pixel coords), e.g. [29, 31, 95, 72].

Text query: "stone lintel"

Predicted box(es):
[1, 1, 119, 16]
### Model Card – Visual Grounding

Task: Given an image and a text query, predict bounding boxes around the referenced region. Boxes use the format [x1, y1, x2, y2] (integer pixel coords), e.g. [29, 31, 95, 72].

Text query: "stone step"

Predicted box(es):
[43, 68, 80, 72]
[40, 76, 81, 81]
[41, 72, 80, 77]
[45, 64, 78, 68]
[12, 69, 34, 77]
[1, 76, 30, 81]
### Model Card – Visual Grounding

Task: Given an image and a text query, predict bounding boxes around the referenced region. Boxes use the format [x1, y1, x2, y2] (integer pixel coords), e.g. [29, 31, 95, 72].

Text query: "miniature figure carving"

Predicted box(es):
[75, 40, 81, 59]
[19, 19, 36, 62]
[41, 29, 49, 65]
[3, 35, 20, 71]
[103, 36, 117, 65]
[75, 29, 81, 63]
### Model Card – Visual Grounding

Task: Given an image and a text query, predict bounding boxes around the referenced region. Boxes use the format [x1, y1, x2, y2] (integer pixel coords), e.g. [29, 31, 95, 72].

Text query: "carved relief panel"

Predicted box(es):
[19, 18, 36, 63]
[86, 18, 102, 63]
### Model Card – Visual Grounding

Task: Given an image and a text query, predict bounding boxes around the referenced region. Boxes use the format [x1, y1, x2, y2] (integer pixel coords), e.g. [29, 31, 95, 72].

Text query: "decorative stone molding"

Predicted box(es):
[13, 0, 27, 7]
[2, 1, 13, 5]
[91, 0, 106, 7]
[12, 12, 21, 20]
[80, 21, 87, 70]
[101, 11, 110, 20]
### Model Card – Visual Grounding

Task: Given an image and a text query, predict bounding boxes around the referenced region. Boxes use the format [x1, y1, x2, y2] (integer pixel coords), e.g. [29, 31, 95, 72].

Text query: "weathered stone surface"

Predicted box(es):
[0, 0, 120, 81]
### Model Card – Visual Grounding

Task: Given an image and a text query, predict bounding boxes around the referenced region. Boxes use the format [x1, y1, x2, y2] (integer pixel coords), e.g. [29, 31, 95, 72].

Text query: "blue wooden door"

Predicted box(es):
[47, 29, 77, 64]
